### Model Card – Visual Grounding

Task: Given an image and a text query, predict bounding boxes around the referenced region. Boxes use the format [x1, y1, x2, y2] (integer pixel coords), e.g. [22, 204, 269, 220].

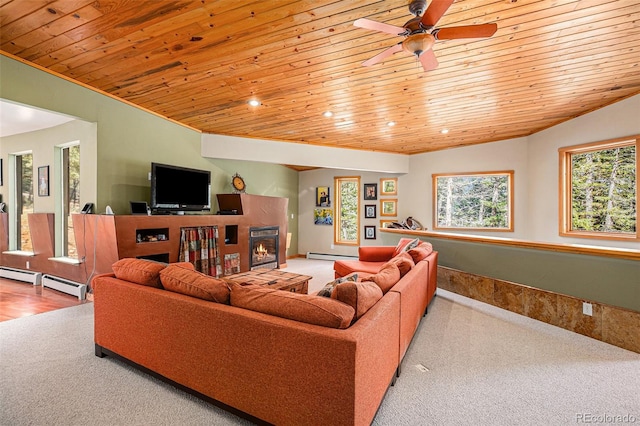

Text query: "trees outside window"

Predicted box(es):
[432, 171, 513, 231]
[334, 176, 360, 245]
[11, 152, 33, 251]
[559, 136, 637, 240]
[62, 144, 81, 257]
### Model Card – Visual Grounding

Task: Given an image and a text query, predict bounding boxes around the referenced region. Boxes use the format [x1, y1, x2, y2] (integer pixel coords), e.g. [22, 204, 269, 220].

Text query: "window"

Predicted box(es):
[61, 144, 81, 257]
[559, 136, 637, 240]
[433, 171, 514, 231]
[11, 152, 34, 251]
[334, 176, 360, 245]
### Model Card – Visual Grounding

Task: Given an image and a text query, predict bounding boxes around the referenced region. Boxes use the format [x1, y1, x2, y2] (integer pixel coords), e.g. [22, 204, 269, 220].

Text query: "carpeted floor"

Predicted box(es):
[1, 259, 638, 425]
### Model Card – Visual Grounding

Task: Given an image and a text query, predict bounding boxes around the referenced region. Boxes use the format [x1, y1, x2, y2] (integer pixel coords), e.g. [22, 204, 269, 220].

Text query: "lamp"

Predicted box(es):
[401, 33, 435, 58]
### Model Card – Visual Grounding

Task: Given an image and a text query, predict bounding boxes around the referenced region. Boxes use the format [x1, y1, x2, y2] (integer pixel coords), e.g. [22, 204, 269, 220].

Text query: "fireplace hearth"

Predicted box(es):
[249, 226, 279, 270]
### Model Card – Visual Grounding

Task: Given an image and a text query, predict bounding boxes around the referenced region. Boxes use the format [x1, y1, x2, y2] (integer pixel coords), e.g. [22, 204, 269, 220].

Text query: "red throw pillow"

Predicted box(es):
[363, 262, 401, 294]
[229, 283, 355, 329]
[331, 281, 383, 322]
[387, 252, 415, 277]
[160, 264, 230, 304]
[112, 258, 166, 288]
[408, 242, 434, 263]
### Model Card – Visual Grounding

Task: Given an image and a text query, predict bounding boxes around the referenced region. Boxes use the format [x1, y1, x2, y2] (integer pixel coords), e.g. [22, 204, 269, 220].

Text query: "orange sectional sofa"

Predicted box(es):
[92, 243, 436, 425]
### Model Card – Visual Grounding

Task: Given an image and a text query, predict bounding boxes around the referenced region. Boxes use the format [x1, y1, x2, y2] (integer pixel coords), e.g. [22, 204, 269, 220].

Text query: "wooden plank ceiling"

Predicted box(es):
[1, 0, 639, 155]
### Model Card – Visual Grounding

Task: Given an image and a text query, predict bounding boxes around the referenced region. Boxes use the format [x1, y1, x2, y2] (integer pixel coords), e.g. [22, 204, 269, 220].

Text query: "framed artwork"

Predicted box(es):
[380, 220, 394, 229]
[0, 158, 3, 186]
[364, 204, 376, 219]
[38, 166, 49, 196]
[316, 186, 330, 207]
[380, 177, 397, 196]
[364, 183, 377, 200]
[364, 225, 376, 240]
[314, 208, 333, 225]
[380, 198, 397, 216]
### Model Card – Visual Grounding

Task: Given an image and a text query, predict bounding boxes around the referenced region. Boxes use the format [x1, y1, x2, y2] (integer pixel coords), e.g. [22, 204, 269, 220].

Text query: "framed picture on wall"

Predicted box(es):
[314, 208, 333, 225]
[380, 178, 397, 196]
[38, 166, 49, 197]
[364, 225, 376, 240]
[380, 220, 394, 229]
[364, 204, 376, 219]
[0, 159, 3, 186]
[316, 186, 330, 207]
[364, 183, 377, 200]
[380, 199, 397, 216]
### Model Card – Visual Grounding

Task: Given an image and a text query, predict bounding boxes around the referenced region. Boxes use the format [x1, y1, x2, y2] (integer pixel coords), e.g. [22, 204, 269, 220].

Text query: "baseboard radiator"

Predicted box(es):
[0, 267, 42, 285]
[42, 274, 87, 300]
[306, 252, 358, 261]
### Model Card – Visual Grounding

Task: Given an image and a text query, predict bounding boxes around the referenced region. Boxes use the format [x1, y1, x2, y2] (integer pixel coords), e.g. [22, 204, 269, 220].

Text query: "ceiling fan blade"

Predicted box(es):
[353, 18, 405, 36]
[362, 43, 404, 67]
[434, 23, 498, 40]
[419, 49, 439, 71]
[421, 0, 454, 27]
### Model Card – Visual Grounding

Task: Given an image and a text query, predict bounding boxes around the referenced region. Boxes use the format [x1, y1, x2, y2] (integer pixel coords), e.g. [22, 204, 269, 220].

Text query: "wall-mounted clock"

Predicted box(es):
[231, 173, 246, 193]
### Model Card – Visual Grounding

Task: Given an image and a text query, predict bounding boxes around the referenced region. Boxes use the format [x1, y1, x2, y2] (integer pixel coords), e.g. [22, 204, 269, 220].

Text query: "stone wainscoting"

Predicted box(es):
[437, 266, 640, 354]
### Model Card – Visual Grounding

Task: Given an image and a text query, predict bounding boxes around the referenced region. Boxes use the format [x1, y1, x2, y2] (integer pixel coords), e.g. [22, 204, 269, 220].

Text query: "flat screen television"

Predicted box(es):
[150, 162, 211, 213]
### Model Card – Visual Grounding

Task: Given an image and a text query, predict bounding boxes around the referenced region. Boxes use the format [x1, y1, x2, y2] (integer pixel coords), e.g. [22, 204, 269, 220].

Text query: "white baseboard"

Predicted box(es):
[306, 252, 358, 261]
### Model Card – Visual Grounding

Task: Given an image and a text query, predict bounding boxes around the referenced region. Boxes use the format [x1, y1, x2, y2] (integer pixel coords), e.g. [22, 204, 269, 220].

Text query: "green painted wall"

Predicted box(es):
[0, 55, 299, 255]
[380, 233, 640, 312]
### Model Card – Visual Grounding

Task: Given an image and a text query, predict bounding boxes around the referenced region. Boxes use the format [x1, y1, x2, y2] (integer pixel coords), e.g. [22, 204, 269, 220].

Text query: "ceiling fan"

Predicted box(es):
[354, 0, 498, 71]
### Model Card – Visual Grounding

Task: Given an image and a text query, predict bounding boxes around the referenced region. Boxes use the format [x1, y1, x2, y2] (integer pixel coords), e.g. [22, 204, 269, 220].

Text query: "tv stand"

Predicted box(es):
[73, 194, 288, 277]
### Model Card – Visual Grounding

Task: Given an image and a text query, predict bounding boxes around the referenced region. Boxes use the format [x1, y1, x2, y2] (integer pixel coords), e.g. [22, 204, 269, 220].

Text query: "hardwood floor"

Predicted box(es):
[0, 277, 89, 322]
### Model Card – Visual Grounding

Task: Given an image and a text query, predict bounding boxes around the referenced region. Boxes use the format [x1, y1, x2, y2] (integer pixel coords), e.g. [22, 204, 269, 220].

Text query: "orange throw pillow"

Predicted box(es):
[408, 242, 434, 263]
[331, 281, 383, 322]
[160, 264, 230, 304]
[229, 283, 355, 329]
[363, 262, 401, 294]
[387, 252, 415, 277]
[112, 258, 166, 288]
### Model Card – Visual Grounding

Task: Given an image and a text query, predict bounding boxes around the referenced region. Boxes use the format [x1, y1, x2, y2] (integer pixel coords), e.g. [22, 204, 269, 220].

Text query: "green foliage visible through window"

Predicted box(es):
[561, 138, 637, 239]
[334, 176, 360, 245]
[433, 171, 513, 231]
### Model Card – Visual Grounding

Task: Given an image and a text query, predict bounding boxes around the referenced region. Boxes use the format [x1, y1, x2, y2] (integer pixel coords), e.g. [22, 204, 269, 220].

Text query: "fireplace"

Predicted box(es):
[249, 226, 279, 270]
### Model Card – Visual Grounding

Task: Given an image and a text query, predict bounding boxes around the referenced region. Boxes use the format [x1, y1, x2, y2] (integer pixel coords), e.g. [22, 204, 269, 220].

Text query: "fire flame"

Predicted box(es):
[256, 244, 268, 259]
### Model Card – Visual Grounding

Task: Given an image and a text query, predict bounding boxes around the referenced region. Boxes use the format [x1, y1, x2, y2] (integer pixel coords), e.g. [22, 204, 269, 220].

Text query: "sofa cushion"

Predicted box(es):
[229, 282, 355, 329]
[331, 281, 383, 322]
[160, 264, 230, 304]
[333, 259, 385, 277]
[387, 252, 414, 277]
[317, 273, 359, 297]
[362, 262, 401, 294]
[407, 241, 434, 263]
[392, 238, 420, 257]
[111, 258, 166, 288]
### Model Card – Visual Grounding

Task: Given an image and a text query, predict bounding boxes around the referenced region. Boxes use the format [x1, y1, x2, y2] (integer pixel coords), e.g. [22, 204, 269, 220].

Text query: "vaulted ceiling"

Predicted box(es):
[1, 0, 639, 155]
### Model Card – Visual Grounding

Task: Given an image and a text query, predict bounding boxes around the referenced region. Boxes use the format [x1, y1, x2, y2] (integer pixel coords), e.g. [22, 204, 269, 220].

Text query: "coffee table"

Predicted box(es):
[224, 269, 311, 294]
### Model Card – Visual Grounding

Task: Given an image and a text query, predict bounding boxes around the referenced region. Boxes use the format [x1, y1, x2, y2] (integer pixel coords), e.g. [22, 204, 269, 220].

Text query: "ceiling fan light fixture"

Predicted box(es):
[402, 33, 435, 57]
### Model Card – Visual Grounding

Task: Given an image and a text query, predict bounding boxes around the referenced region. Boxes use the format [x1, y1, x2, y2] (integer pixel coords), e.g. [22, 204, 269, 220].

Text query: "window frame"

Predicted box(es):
[558, 135, 638, 241]
[334, 176, 360, 246]
[432, 170, 514, 232]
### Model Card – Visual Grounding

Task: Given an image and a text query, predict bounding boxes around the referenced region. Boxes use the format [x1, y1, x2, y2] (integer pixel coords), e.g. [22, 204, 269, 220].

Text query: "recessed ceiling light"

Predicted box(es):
[248, 100, 260, 107]
[323, 111, 333, 117]
[440, 128, 449, 134]
[387, 121, 396, 127]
